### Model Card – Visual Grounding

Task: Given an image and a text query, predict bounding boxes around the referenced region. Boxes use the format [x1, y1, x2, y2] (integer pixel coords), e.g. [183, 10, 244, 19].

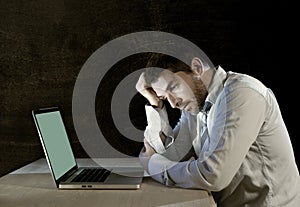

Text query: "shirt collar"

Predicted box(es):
[206, 65, 227, 105]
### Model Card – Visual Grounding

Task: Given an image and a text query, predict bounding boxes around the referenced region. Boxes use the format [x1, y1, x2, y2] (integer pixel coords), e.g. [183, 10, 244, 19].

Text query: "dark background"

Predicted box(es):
[0, 0, 298, 177]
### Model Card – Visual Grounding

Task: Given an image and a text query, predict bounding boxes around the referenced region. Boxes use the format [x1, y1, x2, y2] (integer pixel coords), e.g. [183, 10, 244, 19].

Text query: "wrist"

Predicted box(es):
[151, 100, 164, 109]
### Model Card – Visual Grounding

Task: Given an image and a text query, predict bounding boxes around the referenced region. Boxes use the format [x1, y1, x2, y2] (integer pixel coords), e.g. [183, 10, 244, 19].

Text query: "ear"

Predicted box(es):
[191, 57, 205, 76]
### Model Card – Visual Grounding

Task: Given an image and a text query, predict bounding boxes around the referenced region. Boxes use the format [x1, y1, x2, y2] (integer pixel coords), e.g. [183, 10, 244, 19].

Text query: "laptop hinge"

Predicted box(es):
[58, 166, 78, 183]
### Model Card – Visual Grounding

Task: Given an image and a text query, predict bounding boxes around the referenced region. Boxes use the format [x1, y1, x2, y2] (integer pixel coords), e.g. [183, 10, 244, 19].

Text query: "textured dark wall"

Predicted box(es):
[0, 0, 297, 176]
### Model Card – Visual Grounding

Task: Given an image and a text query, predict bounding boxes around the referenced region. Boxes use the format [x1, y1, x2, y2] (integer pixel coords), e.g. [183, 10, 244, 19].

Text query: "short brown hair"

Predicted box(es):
[144, 53, 192, 85]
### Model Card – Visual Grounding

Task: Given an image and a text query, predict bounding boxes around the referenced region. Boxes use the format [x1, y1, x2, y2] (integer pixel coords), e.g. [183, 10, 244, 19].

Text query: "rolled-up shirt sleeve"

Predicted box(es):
[144, 104, 174, 153]
[147, 87, 267, 191]
[144, 104, 196, 160]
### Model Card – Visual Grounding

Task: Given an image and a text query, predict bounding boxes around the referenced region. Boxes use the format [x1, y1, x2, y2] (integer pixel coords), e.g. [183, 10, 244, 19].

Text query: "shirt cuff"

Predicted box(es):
[148, 154, 176, 186]
[144, 104, 174, 154]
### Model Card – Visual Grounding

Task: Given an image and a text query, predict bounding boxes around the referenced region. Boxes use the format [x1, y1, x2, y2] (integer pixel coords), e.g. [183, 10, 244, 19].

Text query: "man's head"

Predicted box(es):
[144, 53, 211, 114]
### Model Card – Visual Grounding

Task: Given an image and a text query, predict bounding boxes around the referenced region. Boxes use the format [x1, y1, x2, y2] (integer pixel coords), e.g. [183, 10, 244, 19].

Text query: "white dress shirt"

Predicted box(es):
[144, 66, 299, 207]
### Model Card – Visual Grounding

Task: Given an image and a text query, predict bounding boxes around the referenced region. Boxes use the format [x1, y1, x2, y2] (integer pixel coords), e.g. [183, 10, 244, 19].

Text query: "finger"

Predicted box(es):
[136, 72, 147, 91]
[141, 145, 146, 153]
[144, 139, 151, 149]
[144, 139, 155, 154]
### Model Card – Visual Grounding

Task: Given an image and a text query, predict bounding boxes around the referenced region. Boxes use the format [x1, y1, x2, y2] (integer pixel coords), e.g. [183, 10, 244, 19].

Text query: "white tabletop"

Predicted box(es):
[0, 158, 217, 207]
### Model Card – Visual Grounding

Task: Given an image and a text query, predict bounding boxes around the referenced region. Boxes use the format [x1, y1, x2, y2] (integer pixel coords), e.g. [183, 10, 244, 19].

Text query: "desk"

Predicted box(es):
[0, 158, 216, 207]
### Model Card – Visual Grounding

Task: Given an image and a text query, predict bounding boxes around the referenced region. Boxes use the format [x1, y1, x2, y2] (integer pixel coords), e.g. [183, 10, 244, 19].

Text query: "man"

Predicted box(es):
[136, 53, 299, 207]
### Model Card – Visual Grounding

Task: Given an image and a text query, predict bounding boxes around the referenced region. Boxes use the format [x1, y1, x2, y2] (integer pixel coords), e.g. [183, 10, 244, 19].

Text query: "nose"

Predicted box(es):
[167, 94, 182, 108]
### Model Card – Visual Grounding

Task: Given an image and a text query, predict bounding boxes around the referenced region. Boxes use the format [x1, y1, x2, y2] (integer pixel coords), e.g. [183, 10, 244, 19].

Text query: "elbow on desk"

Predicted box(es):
[196, 174, 230, 192]
[190, 161, 232, 192]
[175, 173, 229, 192]
[205, 177, 230, 192]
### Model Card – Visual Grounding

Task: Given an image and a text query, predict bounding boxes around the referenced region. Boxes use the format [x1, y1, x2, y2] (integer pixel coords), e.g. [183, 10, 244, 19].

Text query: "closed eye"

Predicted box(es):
[169, 83, 179, 91]
[158, 96, 166, 100]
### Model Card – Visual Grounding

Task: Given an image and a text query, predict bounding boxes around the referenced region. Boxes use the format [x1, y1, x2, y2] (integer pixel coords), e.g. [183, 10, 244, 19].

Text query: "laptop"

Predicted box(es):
[32, 107, 143, 190]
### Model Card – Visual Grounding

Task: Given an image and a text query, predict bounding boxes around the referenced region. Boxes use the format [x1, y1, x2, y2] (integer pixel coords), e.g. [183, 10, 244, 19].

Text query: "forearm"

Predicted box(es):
[144, 104, 173, 153]
[148, 153, 234, 191]
[148, 154, 217, 190]
[144, 105, 194, 160]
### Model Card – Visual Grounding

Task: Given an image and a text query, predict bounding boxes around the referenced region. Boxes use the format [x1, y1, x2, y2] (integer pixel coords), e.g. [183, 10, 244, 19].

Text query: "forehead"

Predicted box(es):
[151, 70, 176, 91]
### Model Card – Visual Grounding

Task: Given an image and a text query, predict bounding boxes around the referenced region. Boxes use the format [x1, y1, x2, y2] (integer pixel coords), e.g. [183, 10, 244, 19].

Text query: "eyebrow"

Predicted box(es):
[157, 80, 175, 99]
[165, 80, 175, 91]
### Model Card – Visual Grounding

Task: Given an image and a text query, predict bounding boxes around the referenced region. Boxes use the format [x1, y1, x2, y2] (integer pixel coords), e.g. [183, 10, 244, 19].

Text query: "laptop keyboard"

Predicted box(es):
[72, 168, 111, 183]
